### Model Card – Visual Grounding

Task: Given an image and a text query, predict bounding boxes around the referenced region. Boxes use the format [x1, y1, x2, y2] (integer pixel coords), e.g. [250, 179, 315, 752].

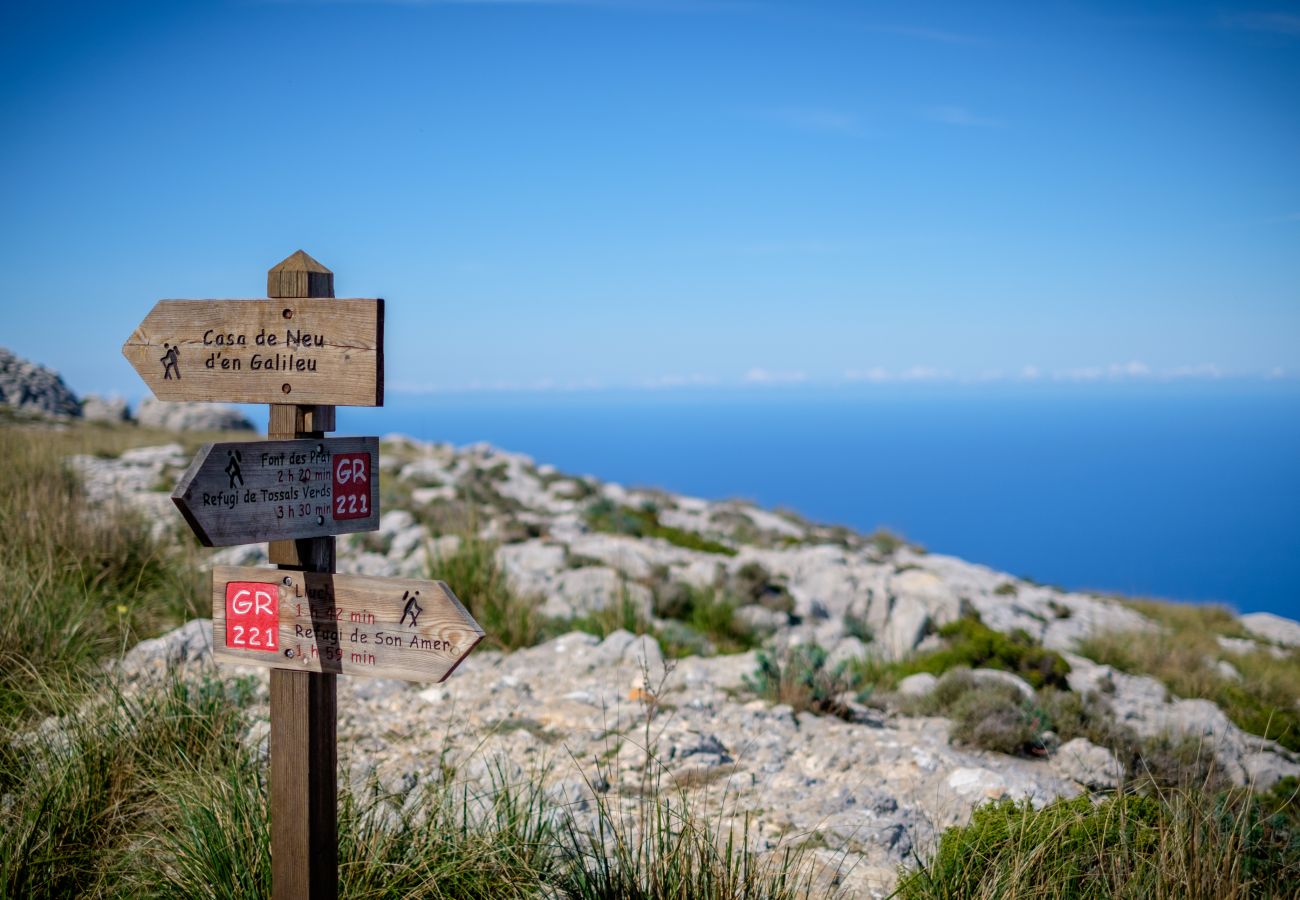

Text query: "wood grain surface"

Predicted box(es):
[171, 437, 379, 546]
[121, 297, 383, 406]
[212, 567, 485, 683]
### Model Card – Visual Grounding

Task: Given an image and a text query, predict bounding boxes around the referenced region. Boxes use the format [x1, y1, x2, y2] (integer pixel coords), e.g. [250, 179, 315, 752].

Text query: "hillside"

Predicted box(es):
[35, 421, 1297, 896]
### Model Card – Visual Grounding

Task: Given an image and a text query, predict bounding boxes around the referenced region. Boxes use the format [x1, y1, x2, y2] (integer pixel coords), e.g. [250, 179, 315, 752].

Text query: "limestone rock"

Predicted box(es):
[80, 393, 131, 423]
[0, 346, 81, 417]
[135, 397, 255, 432]
[897, 673, 939, 697]
[1239, 612, 1300, 649]
[1054, 737, 1123, 790]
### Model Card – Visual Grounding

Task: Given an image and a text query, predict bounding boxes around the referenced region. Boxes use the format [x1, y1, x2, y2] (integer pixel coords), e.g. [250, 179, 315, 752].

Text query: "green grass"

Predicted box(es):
[0, 424, 208, 724]
[0, 673, 259, 898]
[586, 499, 737, 556]
[1078, 599, 1300, 752]
[426, 532, 545, 652]
[893, 785, 1300, 899]
[849, 615, 1072, 693]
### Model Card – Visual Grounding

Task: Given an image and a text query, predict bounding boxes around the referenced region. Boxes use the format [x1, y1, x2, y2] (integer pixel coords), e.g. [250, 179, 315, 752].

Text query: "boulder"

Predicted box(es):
[136, 397, 255, 432]
[80, 393, 131, 423]
[0, 346, 81, 417]
[897, 672, 939, 697]
[1054, 737, 1123, 790]
[1239, 612, 1300, 649]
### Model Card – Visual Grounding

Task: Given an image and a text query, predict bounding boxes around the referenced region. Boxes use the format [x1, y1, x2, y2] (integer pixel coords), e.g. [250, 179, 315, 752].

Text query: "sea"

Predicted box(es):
[336, 381, 1300, 621]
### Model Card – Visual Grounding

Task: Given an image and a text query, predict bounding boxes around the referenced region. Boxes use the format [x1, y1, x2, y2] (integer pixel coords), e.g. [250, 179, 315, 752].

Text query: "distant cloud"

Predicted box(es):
[920, 105, 1002, 127]
[1053, 361, 1151, 381]
[750, 106, 862, 135]
[390, 376, 606, 393]
[1163, 364, 1225, 381]
[1221, 12, 1300, 36]
[865, 24, 985, 46]
[842, 366, 951, 382]
[744, 367, 807, 385]
[843, 366, 892, 383]
[641, 373, 719, 388]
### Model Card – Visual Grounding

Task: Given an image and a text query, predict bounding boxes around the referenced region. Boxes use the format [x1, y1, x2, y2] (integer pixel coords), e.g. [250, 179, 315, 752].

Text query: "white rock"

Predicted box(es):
[897, 673, 939, 697]
[1054, 737, 1123, 790]
[1239, 612, 1300, 649]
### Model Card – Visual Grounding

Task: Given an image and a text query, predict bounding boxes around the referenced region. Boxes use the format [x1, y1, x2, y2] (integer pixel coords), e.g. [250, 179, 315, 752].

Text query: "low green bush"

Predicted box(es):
[906, 671, 1049, 756]
[894, 786, 1300, 899]
[746, 644, 858, 719]
[895, 616, 1071, 690]
[586, 499, 737, 556]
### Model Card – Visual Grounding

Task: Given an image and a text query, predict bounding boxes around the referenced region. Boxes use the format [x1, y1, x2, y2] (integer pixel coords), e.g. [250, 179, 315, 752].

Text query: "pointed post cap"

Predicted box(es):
[268, 250, 334, 299]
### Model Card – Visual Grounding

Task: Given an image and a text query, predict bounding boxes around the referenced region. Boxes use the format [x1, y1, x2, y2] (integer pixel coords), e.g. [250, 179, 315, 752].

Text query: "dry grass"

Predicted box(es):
[1078, 598, 1300, 751]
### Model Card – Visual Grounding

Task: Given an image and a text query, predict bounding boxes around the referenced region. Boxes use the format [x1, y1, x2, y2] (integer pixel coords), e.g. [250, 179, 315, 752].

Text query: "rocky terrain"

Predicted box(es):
[0, 346, 253, 430]
[0, 347, 81, 417]
[81, 434, 1300, 897]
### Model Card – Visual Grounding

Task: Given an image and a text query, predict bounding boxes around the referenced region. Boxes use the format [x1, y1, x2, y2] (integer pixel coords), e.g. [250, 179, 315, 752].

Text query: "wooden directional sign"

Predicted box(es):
[122, 298, 383, 406]
[211, 566, 484, 683]
[173, 438, 379, 546]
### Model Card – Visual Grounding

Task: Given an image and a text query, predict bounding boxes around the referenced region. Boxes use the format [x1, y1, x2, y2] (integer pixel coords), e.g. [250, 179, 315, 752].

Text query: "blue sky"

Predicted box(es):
[2, 0, 1297, 399]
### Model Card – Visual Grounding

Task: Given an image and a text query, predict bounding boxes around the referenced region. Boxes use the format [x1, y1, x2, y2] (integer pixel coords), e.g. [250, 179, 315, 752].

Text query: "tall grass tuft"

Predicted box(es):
[893, 781, 1300, 899]
[0, 424, 206, 723]
[0, 674, 257, 898]
[427, 532, 543, 651]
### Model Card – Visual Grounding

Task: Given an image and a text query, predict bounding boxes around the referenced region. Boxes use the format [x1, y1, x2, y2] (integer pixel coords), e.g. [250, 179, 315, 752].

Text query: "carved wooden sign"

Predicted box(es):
[212, 566, 484, 683]
[172, 438, 379, 546]
[122, 298, 384, 406]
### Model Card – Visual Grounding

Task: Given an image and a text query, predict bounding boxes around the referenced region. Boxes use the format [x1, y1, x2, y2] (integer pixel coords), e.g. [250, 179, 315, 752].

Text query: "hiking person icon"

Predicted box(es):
[160, 342, 180, 380]
[400, 590, 423, 628]
[225, 450, 244, 489]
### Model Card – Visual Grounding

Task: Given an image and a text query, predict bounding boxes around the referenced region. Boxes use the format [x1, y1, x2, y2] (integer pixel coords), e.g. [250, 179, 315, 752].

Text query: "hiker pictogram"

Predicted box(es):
[160, 342, 180, 380]
[400, 590, 423, 627]
[225, 449, 244, 489]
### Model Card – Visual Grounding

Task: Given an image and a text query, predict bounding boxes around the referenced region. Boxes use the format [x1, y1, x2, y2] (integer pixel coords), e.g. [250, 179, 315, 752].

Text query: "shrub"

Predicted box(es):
[730, 562, 794, 613]
[586, 499, 737, 556]
[907, 670, 1049, 756]
[745, 644, 857, 718]
[894, 786, 1300, 899]
[896, 616, 1071, 690]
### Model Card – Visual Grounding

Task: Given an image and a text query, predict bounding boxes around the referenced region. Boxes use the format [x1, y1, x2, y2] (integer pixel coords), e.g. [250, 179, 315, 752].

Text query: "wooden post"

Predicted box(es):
[268, 250, 339, 900]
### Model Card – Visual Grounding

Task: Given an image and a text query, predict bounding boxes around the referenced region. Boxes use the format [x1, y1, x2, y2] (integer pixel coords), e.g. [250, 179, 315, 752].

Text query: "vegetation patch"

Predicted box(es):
[894, 785, 1300, 899]
[904, 671, 1049, 756]
[850, 614, 1071, 692]
[426, 533, 544, 651]
[0, 424, 206, 724]
[1078, 598, 1300, 752]
[586, 498, 737, 556]
[746, 644, 859, 719]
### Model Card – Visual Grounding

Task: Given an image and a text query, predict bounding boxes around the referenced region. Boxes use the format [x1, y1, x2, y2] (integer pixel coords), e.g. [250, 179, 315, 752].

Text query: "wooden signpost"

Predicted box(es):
[124, 250, 480, 900]
[212, 567, 482, 681]
[123, 296, 384, 406]
[173, 437, 380, 546]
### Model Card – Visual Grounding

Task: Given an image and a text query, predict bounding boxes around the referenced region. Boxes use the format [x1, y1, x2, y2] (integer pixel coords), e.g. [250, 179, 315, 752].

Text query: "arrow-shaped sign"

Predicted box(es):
[212, 566, 484, 682]
[122, 298, 383, 406]
[173, 438, 380, 546]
